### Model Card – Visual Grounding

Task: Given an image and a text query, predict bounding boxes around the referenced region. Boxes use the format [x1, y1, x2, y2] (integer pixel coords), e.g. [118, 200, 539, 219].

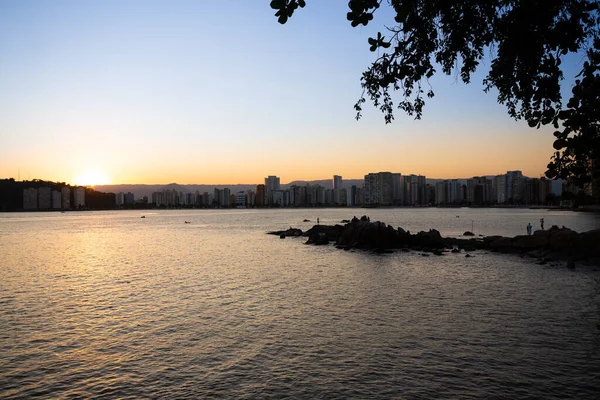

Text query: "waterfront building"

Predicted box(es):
[124, 192, 134, 205]
[506, 170, 524, 202]
[272, 190, 285, 206]
[38, 187, 52, 210]
[364, 172, 394, 206]
[355, 187, 364, 206]
[23, 188, 37, 210]
[347, 185, 357, 206]
[265, 175, 280, 205]
[325, 189, 334, 206]
[74, 187, 85, 208]
[255, 184, 266, 206]
[52, 190, 62, 209]
[494, 174, 507, 204]
[338, 188, 347, 206]
[61, 187, 71, 209]
[333, 175, 343, 190]
[435, 181, 446, 204]
[245, 190, 255, 206]
[447, 179, 462, 204]
[392, 173, 403, 205]
[116, 192, 124, 207]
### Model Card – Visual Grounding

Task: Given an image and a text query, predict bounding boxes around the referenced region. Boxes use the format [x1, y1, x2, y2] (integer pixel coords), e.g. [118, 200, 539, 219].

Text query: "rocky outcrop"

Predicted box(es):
[268, 218, 600, 264]
[267, 227, 303, 237]
[481, 225, 600, 262]
[304, 224, 344, 245]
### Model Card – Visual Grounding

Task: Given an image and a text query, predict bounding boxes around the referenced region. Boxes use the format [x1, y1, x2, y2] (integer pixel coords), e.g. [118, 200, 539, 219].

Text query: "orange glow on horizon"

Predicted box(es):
[72, 170, 112, 186]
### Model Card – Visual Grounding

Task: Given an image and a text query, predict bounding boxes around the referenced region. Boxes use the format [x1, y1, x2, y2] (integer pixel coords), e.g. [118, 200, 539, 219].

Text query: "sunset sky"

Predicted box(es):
[0, 1, 587, 185]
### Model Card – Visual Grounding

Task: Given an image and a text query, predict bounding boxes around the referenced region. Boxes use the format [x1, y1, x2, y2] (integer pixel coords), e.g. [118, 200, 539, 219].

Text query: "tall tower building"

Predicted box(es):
[74, 187, 85, 209]
[255, 184, 266, 206]
[333, 175, 343, 190]
[265, 176, 280, 205]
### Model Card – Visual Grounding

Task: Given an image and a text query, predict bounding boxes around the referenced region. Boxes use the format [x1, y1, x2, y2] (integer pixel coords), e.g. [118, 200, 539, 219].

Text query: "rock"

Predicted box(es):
[463, 231, 475, 236]
[412, 229, 445, 249]
[268, 227, 303, 237]
[305, 224, 343, 244]
[303, 219, 311, 222]
[465, 254, 472, 258]
[336, 220, 399, 250]
[576, 229, 600, 259]
[488, 237, 514, 252]
[512, 234, 549, 250]
[547, 227, 578, 252]
[270, 219, 600, 265]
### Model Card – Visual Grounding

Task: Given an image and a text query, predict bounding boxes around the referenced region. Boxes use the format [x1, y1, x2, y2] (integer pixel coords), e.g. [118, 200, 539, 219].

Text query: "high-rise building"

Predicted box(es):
[435, 181, 447, 204]
[448, 179, 462, 203]
[116, 192, 124, 207]
[347, 185, 357, 206]
[272, 190, 285, 206]
[23, 188, 37, 209]
[52, 190, 62, 209]
[38, 187, 52, 210]
[222, 188, 231, 207]
[506, 170, 523, 202]
[245, 190, 255, 206]
[265, 176, 280, 205]
[364, 172, 394, 206]
[74, 187, 85, 209]
[255, 184, 266, 206]
[61, 187, 71, 209]
[333, 175, 343, 190]
[265, 176, 280, 192]
[123, 192, 135, 204]
[392, 173, 403, 205]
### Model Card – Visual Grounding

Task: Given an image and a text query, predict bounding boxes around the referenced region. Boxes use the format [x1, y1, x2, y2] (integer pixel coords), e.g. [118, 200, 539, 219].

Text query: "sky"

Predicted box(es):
[0, 1, 589, 185]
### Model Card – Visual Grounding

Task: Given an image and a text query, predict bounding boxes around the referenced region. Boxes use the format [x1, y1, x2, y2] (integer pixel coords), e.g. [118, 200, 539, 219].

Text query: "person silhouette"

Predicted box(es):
[527, 223, 532, 235]
[540, 218, 545, 230]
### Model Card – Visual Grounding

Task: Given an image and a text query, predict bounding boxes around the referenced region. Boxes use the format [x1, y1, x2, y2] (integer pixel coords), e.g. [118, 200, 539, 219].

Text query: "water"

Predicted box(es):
[1, 209, 600, 399]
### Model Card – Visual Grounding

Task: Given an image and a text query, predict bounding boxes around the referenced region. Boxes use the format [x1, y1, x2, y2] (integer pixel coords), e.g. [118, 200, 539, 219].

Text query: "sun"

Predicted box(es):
[73, 170, 112, 186]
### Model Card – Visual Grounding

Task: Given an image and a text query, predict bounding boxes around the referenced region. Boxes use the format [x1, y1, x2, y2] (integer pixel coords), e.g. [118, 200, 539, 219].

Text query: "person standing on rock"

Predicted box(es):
[527, 223, 532, 235]
[540, 218, 545, 230]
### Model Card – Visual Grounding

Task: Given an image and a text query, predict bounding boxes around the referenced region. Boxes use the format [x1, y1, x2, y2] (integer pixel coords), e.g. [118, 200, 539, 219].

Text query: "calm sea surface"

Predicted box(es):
[1, 208, 600, 399]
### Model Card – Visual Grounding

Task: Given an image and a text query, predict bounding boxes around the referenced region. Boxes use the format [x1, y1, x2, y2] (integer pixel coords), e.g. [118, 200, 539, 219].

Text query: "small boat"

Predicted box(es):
[185, 221, 190, 224]
[141, 216, 145, 218]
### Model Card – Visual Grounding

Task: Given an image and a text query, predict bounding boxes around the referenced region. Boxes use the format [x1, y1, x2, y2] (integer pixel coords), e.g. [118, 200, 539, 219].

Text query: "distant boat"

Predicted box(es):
[185, 221, 190, 224]
[141, 216, 146, 218]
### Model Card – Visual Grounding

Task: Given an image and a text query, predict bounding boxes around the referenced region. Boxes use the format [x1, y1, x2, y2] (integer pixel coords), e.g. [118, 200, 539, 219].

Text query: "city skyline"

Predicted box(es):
[0, 1, 587, 185]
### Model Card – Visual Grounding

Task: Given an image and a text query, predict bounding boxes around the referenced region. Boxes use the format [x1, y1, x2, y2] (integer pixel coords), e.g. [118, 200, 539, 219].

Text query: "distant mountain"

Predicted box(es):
[95, 183, 257, 199]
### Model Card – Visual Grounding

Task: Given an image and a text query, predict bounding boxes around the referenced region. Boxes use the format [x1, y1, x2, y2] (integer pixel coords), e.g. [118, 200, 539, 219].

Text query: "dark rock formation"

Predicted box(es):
[268, 217, 600, 264]
[305, 224, 344, 245]
[267, 228, 303, 237]
[463, 231, 475, 236]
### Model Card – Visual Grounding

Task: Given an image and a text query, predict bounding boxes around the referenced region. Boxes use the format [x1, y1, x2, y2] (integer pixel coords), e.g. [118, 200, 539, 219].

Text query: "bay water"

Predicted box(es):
[1, 208, 600, 398]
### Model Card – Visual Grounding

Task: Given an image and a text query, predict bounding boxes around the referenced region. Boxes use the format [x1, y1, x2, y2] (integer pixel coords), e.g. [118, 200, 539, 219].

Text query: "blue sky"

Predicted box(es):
[0, 1, 588, 184]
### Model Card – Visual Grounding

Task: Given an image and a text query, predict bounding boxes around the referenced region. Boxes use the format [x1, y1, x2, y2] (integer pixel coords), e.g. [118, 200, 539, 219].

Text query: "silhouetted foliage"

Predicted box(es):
[272, 0, 600, 187]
